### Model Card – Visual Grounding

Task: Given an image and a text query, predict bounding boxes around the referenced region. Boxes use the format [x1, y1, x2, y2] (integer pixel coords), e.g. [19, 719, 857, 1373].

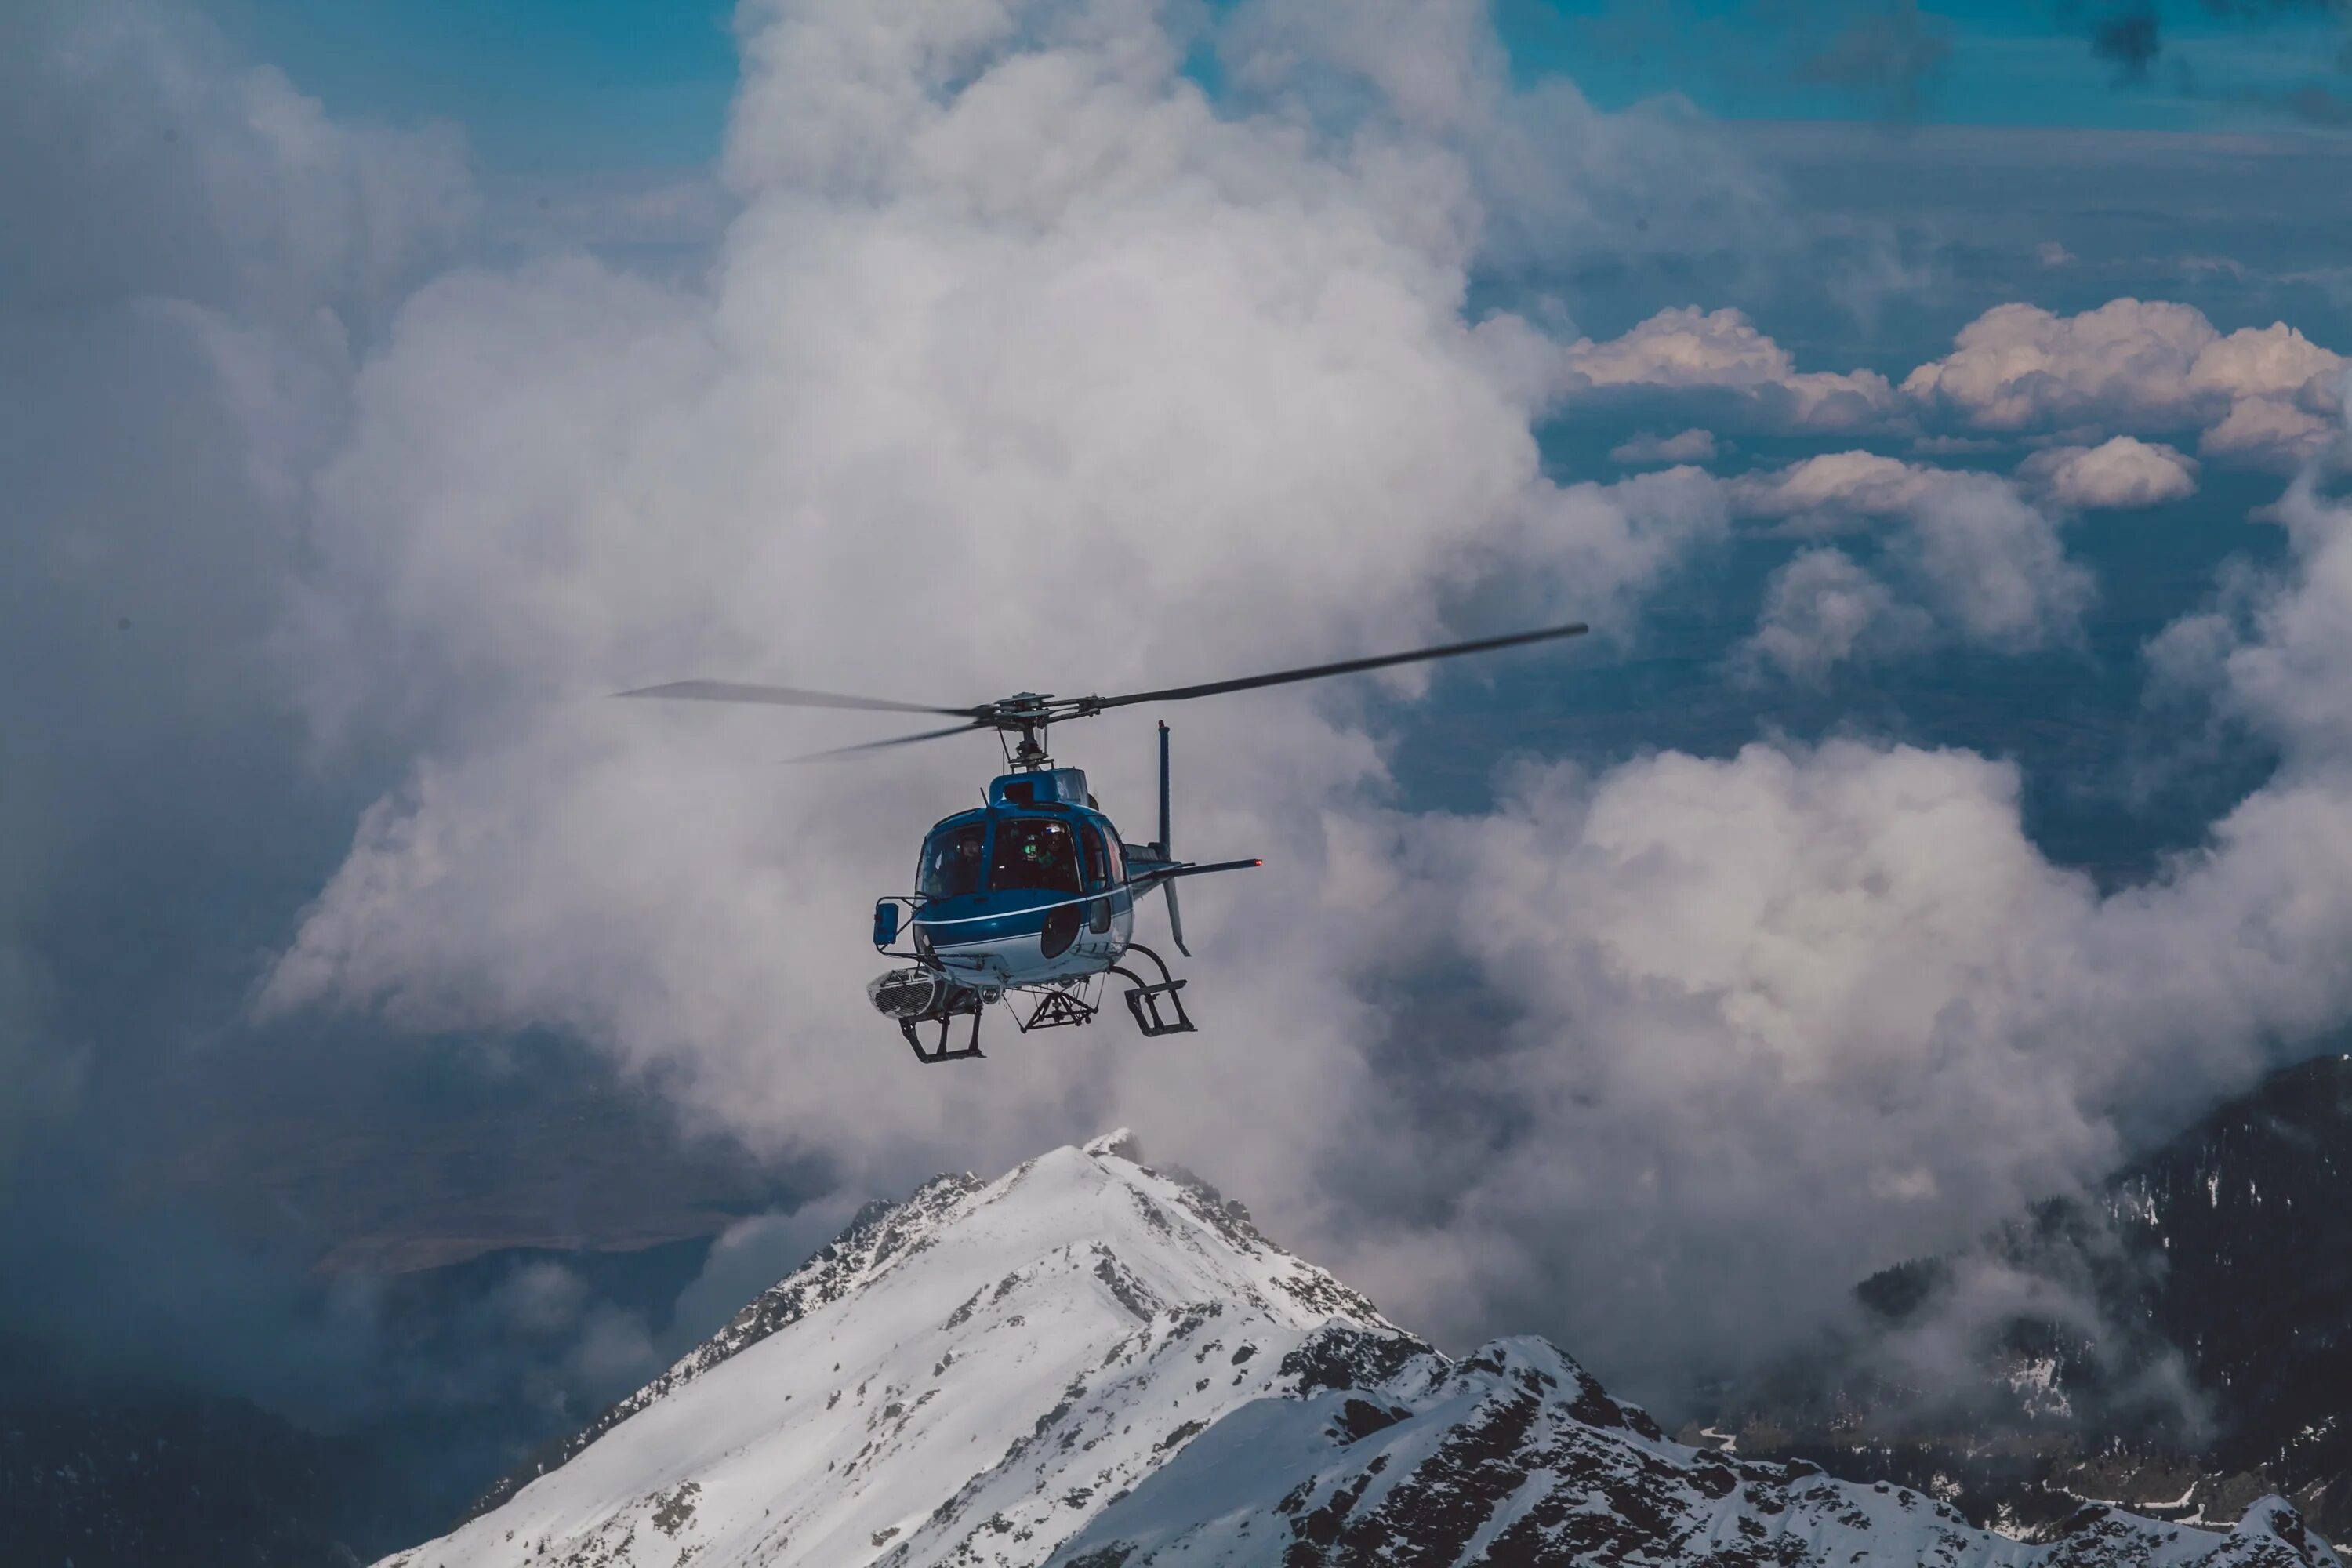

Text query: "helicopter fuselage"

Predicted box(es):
[902, 768, 1138, 990]
[867, 743, 1254, 1058]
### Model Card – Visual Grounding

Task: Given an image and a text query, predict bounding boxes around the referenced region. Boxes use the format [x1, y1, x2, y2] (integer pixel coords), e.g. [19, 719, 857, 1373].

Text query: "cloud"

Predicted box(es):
[1793, 0, 1954, 120]
[1898, 474, 2095, 651]
[258, 0, 1746, 1208]
[2064, 1, 2352, 129]
[0, 0, 475, 1185]
[1729, 449, 1944, 524]
[1330, 499, 2352, 1386]
[1726, 455, 2093, 655]
[0, 2, 687, 1460]
[1901, 299, 2346, 468]
[0, 2, 473, 321]
[1548, 306, 1903, 430]
[1734, 547, 1931, 684]
[2088, 2, 2162, 82]
[1609, 427, 1719, 466]
[2208, 460, 2352, 766]
[1210, 0, 1791, 278]
[2017, 436, 2199, 510]
[662, 1193, 870, 1355]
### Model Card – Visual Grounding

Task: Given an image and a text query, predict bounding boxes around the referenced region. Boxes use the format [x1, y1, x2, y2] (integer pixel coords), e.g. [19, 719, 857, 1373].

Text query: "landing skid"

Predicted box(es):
[900, 1007, 984, 1064]
[898, 944, 1196, 1062]
[1108, 942, 1196, 1037]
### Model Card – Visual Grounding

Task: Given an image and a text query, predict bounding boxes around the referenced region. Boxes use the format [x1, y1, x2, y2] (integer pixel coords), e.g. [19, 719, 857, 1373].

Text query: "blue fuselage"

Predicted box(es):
[907, 797, 1137, 989]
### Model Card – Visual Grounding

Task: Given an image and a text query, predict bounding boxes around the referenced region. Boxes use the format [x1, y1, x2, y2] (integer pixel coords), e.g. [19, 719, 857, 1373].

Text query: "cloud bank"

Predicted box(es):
[1904, 299, 2346, 467]
[259, 0, 1740, 1213]
[249, 0, 2352, 1403]
[1328, 448, 2352, 1381]
[1537, 298, 2345, 467]
[17, 0, 2352, 1425]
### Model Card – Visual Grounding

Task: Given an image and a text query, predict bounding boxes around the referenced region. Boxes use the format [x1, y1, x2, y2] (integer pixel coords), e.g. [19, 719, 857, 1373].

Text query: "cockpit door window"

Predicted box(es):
[918, 823, 987, 899]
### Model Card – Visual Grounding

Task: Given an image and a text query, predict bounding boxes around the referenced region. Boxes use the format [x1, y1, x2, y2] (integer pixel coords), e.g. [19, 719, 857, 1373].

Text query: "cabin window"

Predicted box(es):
[918, 823, 987, 899]
[989, 817, 1083, 895]
[1102, 831, 1125, 884]
[1081, 824, 1112, 889]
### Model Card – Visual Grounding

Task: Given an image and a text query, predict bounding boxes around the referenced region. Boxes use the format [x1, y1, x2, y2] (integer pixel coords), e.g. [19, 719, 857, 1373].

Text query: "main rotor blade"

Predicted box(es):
[787, 720, 995, 762]
[1084, 622, 1590, 712]
[616, 679, 978, 718]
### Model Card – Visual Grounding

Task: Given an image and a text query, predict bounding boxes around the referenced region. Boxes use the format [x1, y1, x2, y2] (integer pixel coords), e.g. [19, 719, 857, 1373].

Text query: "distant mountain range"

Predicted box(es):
[0, 1238, 714, 1568]
[386, 1132, 2337, 1568]
[1706, 1054, 2352, 1544]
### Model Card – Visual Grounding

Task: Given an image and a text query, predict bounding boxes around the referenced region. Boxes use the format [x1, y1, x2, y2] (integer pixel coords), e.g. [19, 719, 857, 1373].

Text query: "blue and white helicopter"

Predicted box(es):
[622, 622, 1586, 1063]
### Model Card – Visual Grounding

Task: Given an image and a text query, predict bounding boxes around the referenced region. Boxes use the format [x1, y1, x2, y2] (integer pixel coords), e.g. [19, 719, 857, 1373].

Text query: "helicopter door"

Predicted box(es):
[1080, 824, 1113, 933]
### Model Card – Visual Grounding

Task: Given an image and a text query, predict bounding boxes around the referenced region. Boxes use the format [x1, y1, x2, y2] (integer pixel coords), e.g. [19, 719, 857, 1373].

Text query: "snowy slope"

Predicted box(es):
[379, 1132, 1395, 1568]
[386, 1134, 2339, 1568]
[1051, 1333, 2339, 1568]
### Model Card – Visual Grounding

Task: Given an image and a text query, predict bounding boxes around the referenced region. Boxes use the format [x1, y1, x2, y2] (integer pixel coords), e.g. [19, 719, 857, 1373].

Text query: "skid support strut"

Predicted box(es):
[1017, 988, 1098, 1033]
[1108, 942, 1195, 1037]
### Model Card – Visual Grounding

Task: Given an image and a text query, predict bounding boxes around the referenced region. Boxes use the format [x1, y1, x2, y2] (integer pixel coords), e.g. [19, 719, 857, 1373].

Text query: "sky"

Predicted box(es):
[6, 0, 2352, 1510]
[211, 0, 2352, 165]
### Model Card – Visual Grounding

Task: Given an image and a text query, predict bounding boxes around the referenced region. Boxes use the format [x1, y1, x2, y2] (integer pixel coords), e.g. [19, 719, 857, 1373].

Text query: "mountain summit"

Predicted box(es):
[383, 1135, 2338, 1568]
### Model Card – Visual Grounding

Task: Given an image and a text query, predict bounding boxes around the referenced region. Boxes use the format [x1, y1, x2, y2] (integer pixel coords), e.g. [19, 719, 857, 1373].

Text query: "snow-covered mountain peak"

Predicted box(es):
[388, 1138, 2340, 1568]
[390, 1136, 1403, 1568]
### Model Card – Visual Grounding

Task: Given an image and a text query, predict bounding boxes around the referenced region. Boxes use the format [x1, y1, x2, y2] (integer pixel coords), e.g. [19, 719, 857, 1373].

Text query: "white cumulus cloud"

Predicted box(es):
[2017, 437, 2198, 510]
[1548, 307, 1902, 431]
[1729, 450, 1944, 525]
[1903, 299, 2345, 469]
[1726, 455, 2092, 662]
[1734, 547, 1930, 684]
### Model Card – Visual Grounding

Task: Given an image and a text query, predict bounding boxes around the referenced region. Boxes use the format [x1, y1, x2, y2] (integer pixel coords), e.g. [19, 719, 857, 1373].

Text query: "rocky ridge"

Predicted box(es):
[385, 1134, 2340, 1568]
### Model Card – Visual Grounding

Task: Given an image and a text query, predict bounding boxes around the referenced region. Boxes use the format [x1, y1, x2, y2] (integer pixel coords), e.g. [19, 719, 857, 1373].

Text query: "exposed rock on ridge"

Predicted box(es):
[386, 1134, 2339, 1568]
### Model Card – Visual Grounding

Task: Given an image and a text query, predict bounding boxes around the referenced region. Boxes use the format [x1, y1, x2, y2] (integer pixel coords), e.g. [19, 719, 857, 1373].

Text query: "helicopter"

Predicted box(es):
[621, 622, 1588, 1063]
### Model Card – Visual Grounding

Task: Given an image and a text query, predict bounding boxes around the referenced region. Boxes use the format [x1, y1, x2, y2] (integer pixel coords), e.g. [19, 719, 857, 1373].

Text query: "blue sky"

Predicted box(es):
[222, 0, 2352, 176]
[1505, 0, 2352, 126]
[221, 0, 739, 171]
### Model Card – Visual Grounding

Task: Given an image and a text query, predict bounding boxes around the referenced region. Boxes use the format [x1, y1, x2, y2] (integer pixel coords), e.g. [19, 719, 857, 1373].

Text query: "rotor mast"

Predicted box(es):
[995, 695, 1056, 771]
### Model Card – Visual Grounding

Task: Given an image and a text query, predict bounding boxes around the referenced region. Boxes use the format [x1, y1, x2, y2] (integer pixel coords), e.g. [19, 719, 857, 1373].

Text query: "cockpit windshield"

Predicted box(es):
[988, 816, 1083, 895]
[918, 822, 987, 899]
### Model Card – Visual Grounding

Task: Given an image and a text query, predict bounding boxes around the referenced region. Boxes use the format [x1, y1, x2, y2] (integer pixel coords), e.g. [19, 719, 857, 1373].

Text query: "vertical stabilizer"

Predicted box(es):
[1156, 721, 1189, 955]
[1156, 721, 1171, 855]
